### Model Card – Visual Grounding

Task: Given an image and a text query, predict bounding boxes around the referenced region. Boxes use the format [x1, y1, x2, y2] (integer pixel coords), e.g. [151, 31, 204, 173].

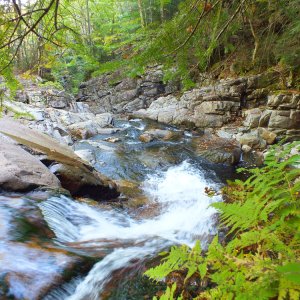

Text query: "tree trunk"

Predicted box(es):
[248, 17, 259, 64]
[160, 0, 164, 22]
[86, 0, 92, 45]
[137, 0, 145, 28]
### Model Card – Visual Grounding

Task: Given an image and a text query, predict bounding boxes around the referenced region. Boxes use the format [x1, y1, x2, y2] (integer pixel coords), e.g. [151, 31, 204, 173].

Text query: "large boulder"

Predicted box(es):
[0, 139, 61, 192]
[0, 118, 119, 200]
[268, 110, 299, 130]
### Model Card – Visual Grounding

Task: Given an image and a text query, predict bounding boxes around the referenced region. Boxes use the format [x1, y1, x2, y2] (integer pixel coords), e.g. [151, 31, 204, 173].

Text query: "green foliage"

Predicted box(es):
[38, 81, 64, 90]
[52, 53, 99, 93]
[153, 284, 180, 300]
[145, 142, 300, 299]
[1, 0, 300, 90]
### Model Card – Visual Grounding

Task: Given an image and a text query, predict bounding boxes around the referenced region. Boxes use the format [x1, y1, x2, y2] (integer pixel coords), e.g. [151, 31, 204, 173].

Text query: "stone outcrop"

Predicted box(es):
[4, 100, 114, 143]
[76, 65, 180, 114]
[15, 81, 90, 113]
[133, 73, 277, 129]
[241, 91, 300, 141]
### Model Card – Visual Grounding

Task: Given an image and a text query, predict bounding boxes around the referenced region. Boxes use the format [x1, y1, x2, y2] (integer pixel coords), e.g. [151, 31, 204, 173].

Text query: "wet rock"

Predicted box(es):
[192, 135, 241, 165]
[139, 133, 154, 143]
[104, 137, 121, 143]
[145, 129, 183, 141]
[97, 128, 123, 135]
[50, 164, 119, 200]
[243, 108, 262, 128]
[0, 241, 81, 300]
[0, 140, 61, 192]
[75, 149, 96, 165]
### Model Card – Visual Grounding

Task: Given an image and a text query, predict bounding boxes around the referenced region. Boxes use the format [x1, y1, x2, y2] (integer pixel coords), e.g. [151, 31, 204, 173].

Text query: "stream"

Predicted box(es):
[0, 119, 239, 300]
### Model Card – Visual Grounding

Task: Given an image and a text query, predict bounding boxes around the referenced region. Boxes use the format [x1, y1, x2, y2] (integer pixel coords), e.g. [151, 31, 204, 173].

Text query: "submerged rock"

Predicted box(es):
[0, 195, 85, 300]
[191, 135, 241, 165]
[139, 133, 154, 143]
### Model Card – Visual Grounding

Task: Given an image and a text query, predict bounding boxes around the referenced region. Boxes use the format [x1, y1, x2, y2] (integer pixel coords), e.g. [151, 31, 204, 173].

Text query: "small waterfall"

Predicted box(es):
[40, 161, 221, 299]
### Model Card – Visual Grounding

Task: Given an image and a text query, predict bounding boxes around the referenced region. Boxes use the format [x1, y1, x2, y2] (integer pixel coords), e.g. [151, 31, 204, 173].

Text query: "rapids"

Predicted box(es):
[0, 119, 238, 299]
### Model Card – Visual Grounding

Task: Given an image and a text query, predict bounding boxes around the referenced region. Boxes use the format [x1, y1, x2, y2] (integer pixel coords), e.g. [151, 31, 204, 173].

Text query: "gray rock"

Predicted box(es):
[75, 149, 96, 165]
[76, 65, 168, 114]
[68, 119, 112, 139]
[143, 129, 183, 141]
[259, 110, 272, 127]
[268, 110, 295, 129]
[258, 127, 277, 145]
[0, 117, 119, 200]
[243, 108, 262, 128]
[242, 144, 252, 153]
[0, 140, 61, 191]
[236, 131, 267, 149]
[267, 93, 300, 109]
[50, 163, 119, 200]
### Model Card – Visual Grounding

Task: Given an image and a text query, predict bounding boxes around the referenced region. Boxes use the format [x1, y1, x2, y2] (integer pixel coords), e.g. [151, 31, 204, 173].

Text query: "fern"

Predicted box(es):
[145, 142, 300, 299]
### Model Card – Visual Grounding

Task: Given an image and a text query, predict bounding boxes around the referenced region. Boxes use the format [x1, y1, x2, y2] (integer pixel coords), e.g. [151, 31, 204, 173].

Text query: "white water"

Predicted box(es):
[40, 161, 220, 300]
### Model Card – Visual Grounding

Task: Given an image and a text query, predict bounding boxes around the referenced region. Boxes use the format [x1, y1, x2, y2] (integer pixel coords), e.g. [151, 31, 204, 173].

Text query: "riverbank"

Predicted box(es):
[0, 69, 299, 299]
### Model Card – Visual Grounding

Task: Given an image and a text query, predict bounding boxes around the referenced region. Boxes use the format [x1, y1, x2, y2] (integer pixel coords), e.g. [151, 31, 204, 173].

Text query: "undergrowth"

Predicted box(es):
[145, 142, 300, 300]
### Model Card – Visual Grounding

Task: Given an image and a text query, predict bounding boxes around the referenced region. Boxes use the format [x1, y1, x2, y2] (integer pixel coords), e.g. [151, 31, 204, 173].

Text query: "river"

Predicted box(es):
[0, 118, 238, 300]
